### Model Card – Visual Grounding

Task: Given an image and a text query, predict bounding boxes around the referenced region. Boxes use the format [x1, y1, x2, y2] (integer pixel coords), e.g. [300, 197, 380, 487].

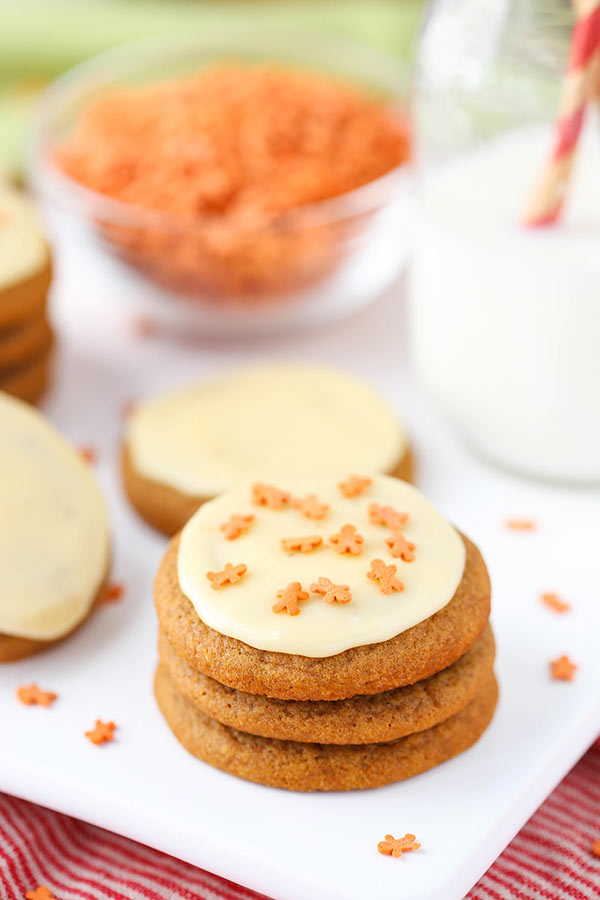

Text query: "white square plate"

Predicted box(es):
[1, 259, 599, 900]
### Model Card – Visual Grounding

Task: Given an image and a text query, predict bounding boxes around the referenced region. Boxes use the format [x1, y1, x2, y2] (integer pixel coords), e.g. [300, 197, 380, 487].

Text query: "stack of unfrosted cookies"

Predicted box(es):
[0, 182, 54, 405]
[154, 473, 497, 791]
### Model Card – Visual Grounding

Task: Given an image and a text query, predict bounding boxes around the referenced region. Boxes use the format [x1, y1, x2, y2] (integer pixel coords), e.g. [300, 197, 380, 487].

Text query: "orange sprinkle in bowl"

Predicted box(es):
[30, 29, 412, 338]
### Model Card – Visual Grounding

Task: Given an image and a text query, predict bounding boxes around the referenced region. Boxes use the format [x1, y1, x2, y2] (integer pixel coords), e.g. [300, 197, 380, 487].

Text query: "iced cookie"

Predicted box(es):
[0, 182, 52, 330]
[154, 474, 496, 789]
[0, 393, 110, 662]
[123, 363, 413, 535]
[155, 475, 490, 700]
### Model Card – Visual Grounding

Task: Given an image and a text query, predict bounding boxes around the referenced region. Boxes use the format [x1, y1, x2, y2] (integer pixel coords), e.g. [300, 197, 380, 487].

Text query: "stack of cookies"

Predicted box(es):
[154, 473, 497, 791]
[0, 181, 54, 405]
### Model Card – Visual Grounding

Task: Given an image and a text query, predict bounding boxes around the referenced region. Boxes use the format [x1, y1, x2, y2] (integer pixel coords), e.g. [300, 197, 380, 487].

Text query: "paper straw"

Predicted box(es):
[523, 0, 600, 226]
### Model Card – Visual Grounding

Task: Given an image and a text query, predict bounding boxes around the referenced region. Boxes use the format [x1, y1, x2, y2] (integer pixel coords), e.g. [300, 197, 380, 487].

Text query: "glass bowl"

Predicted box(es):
[30, 27, 413, 338]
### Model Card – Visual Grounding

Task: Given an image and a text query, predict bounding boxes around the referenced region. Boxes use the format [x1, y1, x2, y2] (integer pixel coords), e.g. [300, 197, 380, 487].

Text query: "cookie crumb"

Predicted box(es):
[377, 833, 421, 858]
[85, 720, 116, 745]
[550, 655, 578, 681]
[272, 582, 308, 616]
[367, 559, 404, 595]
[206, 563, 247, 590]
[220, 513, 254, 540]
[281, 535, 322, 553]
[25, 887, 56, 900]
[329, 524, 364, 555]
[17, 684, 57, 707]
[505, 518, 537, 531]
[339, 474, 372, 498]
[541, 592, 570, 613]
[252, 482, 290, 510]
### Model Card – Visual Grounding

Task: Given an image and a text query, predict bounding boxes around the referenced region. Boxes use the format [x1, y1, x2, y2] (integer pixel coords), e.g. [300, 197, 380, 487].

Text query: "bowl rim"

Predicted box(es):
[29, 24, 412, 232]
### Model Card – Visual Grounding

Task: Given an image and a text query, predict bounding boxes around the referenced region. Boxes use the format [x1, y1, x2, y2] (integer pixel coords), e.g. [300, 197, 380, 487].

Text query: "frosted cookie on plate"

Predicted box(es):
[0, 393, 110, 662]
[154, 473, 496, 790]
[122, 363, 413, 535]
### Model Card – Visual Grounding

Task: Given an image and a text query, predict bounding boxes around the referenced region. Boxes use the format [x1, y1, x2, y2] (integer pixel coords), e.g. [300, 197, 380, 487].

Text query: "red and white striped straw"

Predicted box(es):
[523, 0, 600, 226]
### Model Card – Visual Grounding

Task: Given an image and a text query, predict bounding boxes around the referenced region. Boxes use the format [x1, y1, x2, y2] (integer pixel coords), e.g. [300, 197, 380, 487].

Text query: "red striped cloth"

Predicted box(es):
[1, 742, 599, 900]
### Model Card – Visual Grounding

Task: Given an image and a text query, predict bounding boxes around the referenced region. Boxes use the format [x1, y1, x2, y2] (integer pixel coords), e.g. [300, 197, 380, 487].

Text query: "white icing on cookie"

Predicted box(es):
[177, 474, 465, 657]
[0, 393, 109, 641]
[127, 364, 407, 497]
[0, 182, 49, 290]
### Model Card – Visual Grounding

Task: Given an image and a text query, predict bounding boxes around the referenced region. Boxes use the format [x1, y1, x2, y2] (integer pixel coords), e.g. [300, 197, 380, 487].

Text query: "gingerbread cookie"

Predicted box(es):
[0, 348, 53, 406]
[159, 623, 495, 743]
[155, 665, 498, 791]
[0, 393, 110, 662]
[123, 364, 413, 535]
[154, 477, 490, 700]
[154, 473, 495, 789]
[0, 316, 53, 371]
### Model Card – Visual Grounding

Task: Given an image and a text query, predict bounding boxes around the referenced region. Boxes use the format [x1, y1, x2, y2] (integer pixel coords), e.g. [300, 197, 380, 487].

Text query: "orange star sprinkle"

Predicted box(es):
[220, 514, 254, 540]
[592, 839, 600, 858]
[281, 535, 323, 553]
[367, 559, 404, 594]
[506, 518, 537, 531]
[377, 834, 421, 858]
[292, 493, 329, 519]
[132, 315, 159, 338]
[338, 474, 372, 498]
[206, 563, 247, 590]
[541, 592, 570, 613]
[369, 502, 409, 530]
[85, 720, 116, 745]
[311, 577, 352, 604]
[16, 684, 57, 708]
[272, 581, 309, 616]
[252, 482, 290, 509]
[122, 398, 138, 419]
[25, 887, 56, 900]
[103, 581, 124, 604]
[329, 524, 364, 555]
[550, 655, 578, 681]
[79, 446, 96, 464]
[385, 531, 416, 562]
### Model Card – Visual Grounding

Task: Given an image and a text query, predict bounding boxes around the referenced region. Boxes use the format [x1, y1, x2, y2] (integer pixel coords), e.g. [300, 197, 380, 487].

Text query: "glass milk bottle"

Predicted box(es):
[409, 0, 600, 483]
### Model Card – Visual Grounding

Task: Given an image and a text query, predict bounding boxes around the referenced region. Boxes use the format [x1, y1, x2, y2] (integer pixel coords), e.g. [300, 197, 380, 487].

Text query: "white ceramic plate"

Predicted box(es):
[1, 249, 598, 900]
